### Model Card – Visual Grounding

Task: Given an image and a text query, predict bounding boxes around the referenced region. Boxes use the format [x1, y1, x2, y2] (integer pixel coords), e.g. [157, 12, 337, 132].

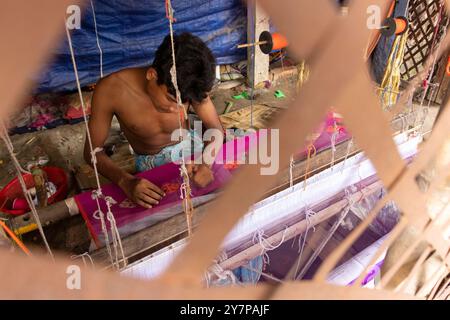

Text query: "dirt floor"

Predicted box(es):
[0, 67, 442, 257]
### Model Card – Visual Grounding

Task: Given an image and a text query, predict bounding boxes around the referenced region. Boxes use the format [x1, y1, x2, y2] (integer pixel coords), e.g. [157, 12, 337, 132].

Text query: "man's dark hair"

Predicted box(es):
[152, 32, 216, 104]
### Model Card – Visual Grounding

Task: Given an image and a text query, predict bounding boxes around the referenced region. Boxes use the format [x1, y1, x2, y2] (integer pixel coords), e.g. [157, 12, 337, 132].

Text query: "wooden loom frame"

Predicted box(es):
[0, 0, 449, 299]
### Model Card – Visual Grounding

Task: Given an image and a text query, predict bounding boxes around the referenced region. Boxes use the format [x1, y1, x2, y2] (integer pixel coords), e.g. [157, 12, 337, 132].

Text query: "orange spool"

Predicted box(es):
[259, 31, 289, 54]
[394, 17, 408, 35]
[381, 16, 408, 36]
[271, 33, 289, 51]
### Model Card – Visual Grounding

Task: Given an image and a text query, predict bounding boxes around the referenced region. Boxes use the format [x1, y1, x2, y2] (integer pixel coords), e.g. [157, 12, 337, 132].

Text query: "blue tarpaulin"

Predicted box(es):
[36, 0, 247, 93]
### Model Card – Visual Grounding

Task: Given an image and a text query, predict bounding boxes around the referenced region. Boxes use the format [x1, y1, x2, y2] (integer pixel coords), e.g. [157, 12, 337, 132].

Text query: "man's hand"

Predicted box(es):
[186, 163, 214, 188]
[119, 177, 165, 209]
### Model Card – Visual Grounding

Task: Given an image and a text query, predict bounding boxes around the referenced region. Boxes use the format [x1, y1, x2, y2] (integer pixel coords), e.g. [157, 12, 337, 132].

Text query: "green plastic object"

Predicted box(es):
[232, 91, 250, 100]
[274, 90, 285, 98]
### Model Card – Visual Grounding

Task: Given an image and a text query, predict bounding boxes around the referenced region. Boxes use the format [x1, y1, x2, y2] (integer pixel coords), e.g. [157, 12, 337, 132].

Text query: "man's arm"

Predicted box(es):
[187, 96, 224, 187]
[192, 95, 224, 156]
[192, 95, 223, 133]
[84, 80, 164, 208]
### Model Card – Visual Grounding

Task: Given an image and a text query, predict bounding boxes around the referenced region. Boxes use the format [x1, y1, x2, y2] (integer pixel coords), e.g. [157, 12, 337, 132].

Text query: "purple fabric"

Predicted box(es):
[348, 260, 384, 286]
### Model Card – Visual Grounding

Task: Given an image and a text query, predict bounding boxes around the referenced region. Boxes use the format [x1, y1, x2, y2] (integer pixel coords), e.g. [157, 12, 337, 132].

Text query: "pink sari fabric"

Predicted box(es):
[75, 112, 350, 248]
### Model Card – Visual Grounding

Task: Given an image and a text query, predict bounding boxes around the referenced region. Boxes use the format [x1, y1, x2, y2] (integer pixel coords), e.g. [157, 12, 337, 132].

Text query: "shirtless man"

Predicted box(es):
[84, 32, 223, 209]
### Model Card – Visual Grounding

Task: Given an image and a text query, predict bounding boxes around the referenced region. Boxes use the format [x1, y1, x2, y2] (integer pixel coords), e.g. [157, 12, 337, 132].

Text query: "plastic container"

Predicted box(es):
[0, 166, 68, 215]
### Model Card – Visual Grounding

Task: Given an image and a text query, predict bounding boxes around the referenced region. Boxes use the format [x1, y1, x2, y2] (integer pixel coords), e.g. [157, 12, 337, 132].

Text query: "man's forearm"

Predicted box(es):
[88, 151, 134, 190]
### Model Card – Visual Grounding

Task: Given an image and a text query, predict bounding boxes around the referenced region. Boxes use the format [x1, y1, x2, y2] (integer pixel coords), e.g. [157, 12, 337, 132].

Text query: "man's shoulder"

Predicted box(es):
[95, 68, 143, 95]
[95, 71, 122, 92]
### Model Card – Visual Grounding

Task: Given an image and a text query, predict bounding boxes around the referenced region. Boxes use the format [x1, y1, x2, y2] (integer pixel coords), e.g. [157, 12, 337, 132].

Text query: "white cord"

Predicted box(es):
[90, 0, 103, 78]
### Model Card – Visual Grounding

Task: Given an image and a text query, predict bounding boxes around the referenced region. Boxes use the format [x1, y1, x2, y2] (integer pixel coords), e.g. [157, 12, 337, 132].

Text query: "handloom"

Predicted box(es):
[75, 111, 349, 249]
[121, 132, 421, 284]
[1, 0, 449, 300]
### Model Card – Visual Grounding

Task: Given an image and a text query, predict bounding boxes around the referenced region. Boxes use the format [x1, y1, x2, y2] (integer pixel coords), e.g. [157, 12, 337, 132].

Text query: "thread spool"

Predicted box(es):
[237, 31, 289, 54]
[380, 16, 408, 37]
[259, 31, 289, 54]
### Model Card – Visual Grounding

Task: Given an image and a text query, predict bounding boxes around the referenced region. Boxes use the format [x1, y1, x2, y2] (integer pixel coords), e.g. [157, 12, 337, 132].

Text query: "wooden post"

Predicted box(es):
[247, 0, 270, 88]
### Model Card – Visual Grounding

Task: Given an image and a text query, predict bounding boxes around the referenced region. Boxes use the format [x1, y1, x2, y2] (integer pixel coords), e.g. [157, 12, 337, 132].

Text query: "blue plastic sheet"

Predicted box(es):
[36, 0, 247, 93]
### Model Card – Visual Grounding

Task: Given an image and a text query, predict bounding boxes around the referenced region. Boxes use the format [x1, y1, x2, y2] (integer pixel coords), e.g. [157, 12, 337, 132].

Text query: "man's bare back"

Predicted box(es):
[84, 32, 222, 208]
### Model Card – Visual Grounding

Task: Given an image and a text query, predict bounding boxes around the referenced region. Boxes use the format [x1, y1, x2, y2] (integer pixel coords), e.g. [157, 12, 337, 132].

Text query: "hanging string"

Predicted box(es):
[251, 227, 288, 273]
[295, 188, 356, 280]
[289, 155, 294, 188]
[341, 138, 354, 174]
[303, 143, 316, 190]
[291, 207, 316, 278]
[0, 123, 53, 259]
[296, 60, 309, 93]
[330, 121, 338, 171]
[253, 227, 288, 253]
[71, 252, 95, 269]
[204, 263, 239, 288]
[165, 0, 195, 236]
[105, 196, 127, 269]
[65, 21, 116, 267]
[92, 199, 114, 267]
[90, 0, 103, 78]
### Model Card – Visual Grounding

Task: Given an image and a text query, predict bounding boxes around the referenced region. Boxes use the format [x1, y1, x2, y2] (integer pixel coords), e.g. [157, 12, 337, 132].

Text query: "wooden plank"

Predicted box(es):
[246, 0, 270, 88]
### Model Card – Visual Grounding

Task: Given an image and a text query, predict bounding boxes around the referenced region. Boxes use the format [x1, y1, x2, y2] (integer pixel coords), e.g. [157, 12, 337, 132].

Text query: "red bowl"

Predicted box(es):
[0, 166, 68, 215]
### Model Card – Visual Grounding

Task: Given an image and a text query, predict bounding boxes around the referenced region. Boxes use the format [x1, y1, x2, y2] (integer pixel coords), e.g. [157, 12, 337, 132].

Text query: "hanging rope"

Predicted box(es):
[0, 123, 53, 259]
[65, 21, 119, 268]
[341, 138, 354, 174]
[71, 252, 95, 269]
[379, 29, 408, 110]
[330, 121, 338, 171]
[295, 188, 356, 280]
[248, 227, 288, 282]
[291, 207, 316, 278]
[165, 0, 195, 236]
[252, 227, 288, 254]
[90, 0, 103, 78]
[289, 155, 294, 188]
[204, 263, 239, 287]
[105, 196, 127, 269]
[204, 251, 239, 288]
[303, 143, 316, 190]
